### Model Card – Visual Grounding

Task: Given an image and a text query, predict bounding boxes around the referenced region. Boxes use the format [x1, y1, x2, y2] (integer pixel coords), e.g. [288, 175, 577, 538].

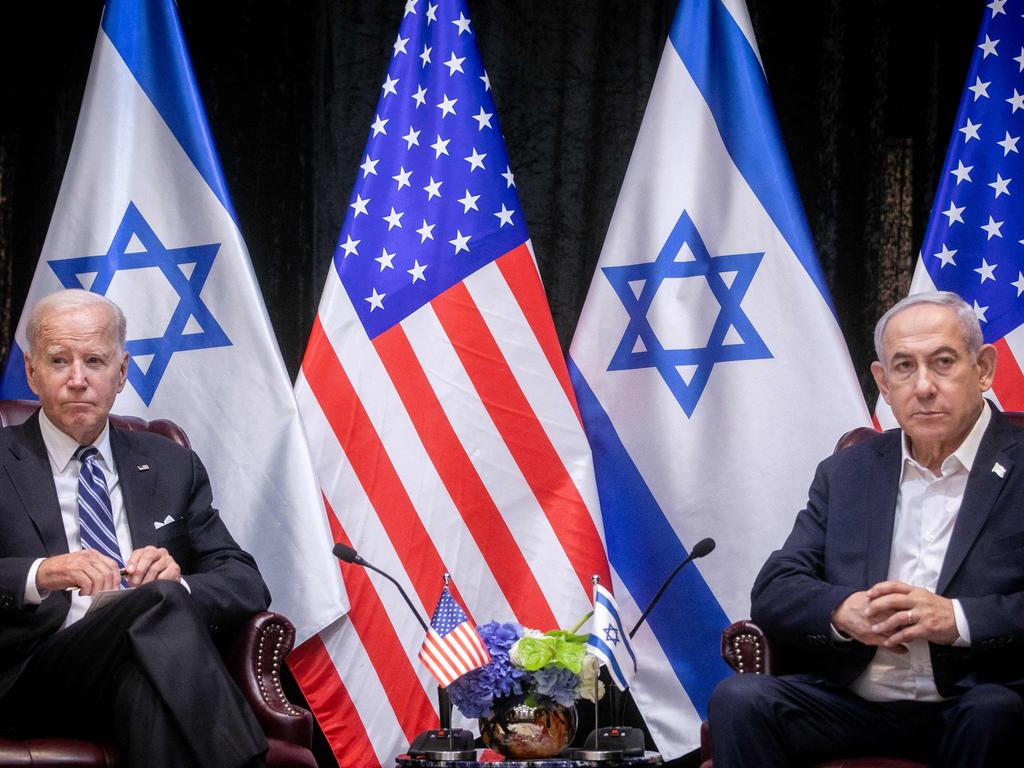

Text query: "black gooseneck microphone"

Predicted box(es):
[628, 537, 715, 638]
[332, 543, 430, 633]
[332, 543, 474, 758]
[582, 537, 717, 760]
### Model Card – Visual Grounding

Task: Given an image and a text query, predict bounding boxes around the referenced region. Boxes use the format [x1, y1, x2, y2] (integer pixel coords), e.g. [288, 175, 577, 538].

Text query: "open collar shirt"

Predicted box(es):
[849, 403, 988, 702]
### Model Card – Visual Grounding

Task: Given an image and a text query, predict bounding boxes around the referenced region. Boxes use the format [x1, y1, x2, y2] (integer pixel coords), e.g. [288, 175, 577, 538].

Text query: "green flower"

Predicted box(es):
[511, 631, 587, 674]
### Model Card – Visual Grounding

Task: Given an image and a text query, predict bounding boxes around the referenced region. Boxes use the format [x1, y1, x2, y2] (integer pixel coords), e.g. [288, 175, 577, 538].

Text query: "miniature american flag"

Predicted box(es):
[419, 586, 491, 688]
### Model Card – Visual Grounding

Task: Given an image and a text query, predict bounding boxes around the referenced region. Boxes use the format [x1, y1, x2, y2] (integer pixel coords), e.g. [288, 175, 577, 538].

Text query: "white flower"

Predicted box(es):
[576, 654, 606, 702]
[509, 639, 526, 668]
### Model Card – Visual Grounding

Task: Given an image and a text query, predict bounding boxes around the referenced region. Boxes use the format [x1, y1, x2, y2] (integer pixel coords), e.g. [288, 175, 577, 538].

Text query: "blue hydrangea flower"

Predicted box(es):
[448, 622, 528, 718]
[532, 666, 582, 707]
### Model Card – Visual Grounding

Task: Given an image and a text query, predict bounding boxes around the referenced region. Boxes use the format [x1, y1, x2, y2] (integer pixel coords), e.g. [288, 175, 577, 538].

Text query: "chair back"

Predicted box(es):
[833, 411, 1024, 455]
[0, 399, 190, 449]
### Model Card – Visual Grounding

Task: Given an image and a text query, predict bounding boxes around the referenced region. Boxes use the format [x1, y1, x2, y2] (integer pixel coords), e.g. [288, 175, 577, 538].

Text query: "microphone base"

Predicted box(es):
[581, 726, 646, 757]
[406, 728, 475, 759]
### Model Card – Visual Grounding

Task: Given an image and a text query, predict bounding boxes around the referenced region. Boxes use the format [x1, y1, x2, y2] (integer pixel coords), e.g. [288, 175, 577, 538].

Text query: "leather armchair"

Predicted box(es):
[0, 400, 316, 767]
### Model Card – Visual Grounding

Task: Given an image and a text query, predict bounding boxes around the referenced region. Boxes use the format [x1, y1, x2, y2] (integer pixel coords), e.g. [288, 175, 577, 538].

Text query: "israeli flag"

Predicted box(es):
[0, 0, 346, 642]
[568, 0, 869, 758]
[586, 584, 637, 691]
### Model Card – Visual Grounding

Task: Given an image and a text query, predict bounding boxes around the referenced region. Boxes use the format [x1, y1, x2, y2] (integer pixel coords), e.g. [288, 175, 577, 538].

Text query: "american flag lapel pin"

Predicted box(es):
[137, 464, 150, 471]
[993, 462, 1006, 478]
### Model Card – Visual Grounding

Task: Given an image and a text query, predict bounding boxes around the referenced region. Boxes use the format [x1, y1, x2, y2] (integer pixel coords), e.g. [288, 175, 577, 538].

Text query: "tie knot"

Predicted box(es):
[74, 445, 99, 464]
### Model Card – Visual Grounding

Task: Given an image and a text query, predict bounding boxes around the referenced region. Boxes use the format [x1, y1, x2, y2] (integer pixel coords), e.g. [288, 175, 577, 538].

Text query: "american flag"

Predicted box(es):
[884, 0, 1024, 420]
[290, 0, 610, 764]
[419, 586, 491, 688]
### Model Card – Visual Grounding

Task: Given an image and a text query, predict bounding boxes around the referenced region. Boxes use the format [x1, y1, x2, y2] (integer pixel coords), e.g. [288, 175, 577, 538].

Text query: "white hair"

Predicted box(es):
[873, 291, 983, 364]
[26, 289, 127, 353]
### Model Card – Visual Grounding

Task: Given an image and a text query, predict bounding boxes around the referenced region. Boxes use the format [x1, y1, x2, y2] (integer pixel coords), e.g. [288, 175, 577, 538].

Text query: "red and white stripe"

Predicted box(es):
[419, 623, 491, 688]
[292, 242, 610, 766]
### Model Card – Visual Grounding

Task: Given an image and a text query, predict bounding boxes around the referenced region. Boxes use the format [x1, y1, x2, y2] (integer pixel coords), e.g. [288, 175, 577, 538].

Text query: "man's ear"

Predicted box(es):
[871, 360, 890, 404]
[117, 351, 129, 393]
[976, 343, 997, 392]
[23, 352, 40, 397]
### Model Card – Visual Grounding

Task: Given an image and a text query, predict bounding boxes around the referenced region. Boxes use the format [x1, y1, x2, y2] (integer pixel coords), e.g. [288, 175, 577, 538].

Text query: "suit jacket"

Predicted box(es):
[751, 404, 1024, 697]
[0, 411, 270, 699]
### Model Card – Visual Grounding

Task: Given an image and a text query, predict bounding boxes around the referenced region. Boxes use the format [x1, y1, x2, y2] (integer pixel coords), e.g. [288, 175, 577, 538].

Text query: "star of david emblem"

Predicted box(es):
[602, 210, 771, 417]
[602, 624, 620, 646]
[47, 202, 231, 405]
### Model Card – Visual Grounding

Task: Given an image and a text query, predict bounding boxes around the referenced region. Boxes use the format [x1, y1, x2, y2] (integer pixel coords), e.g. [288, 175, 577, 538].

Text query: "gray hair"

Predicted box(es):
[27, 289, 127, 353]
[873, 290, 983, 364]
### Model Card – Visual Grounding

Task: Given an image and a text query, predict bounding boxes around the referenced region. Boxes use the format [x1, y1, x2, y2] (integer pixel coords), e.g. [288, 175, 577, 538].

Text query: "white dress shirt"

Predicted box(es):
[23, 410, 133, 628]
[848, 404, 988, 702]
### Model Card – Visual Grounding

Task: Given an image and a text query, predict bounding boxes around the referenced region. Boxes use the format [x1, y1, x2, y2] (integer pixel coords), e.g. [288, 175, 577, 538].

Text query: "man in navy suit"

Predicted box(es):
[0, 289, 269, 767]
[710, 291, 1024, 767]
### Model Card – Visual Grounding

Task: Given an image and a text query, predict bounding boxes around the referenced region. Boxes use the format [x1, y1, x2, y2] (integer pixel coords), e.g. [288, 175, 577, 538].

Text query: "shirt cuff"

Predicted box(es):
[24, 558, 48, 604]
[952, 599, 971, 647]
[179, 576, 191, 594]
[830, 622, 853, 642]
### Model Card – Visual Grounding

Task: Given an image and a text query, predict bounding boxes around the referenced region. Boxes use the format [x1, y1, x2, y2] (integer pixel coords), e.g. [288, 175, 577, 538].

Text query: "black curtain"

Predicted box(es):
[0, 0, 981, 401]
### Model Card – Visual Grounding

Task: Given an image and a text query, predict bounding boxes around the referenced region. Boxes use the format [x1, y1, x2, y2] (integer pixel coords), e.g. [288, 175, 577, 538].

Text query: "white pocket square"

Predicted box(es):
[153, 515, 176, 530]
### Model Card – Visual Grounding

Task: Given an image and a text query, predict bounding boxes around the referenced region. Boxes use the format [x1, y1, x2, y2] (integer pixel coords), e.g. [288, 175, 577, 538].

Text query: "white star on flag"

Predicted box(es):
[934, 244, 958, 268]
[960, 117, 982, 141]
[975, 258, 998, 282]
[449, 230, 471, 254]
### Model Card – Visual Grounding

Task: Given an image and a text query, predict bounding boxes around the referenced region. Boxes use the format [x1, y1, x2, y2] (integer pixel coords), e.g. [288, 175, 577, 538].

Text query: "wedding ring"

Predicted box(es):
[907, 609, 914, 625]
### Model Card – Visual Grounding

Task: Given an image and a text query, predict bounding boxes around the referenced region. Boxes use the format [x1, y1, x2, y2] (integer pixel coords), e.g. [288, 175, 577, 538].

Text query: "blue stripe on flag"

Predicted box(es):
[594, 591, 637, 668]
[569, 358, 731, 718]
[587, 634, 630, 690]
[101, 0, 238, 223]
[0, 342, 35, 400]
[668, 0, 833, 316]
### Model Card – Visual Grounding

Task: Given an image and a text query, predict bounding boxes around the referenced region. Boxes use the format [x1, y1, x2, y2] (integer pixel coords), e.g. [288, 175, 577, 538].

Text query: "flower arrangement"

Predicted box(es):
[447, 620, 606, 719]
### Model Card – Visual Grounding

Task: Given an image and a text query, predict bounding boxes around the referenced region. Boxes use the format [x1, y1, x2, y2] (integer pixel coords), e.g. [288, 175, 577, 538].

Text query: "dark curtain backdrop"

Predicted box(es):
[0, 0, 980, 402]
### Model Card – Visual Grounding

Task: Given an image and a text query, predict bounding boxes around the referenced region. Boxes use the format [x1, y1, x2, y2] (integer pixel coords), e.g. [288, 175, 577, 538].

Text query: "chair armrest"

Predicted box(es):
[720, 620, 776, 676]
[224, 610, 313, 747]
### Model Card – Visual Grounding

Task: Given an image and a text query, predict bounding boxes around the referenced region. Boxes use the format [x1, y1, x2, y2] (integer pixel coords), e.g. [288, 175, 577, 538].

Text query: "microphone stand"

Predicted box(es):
[580, 538, 716, 761]
[332, 545, 475, 759]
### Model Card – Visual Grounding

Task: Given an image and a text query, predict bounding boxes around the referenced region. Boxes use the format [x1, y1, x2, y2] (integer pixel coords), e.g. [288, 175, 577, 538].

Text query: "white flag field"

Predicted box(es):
[0, 0, 346, 643]
[569, 0, 870, 757]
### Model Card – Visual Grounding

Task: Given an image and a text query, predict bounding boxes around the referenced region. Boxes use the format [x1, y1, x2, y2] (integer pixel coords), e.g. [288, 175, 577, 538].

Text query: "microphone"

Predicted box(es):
[629, 537, 715, 639]
[332, 542, 366, 566]
[332, 543, 428, 633]
[581, 537, 716, 760]
[332, 543, 473, 758]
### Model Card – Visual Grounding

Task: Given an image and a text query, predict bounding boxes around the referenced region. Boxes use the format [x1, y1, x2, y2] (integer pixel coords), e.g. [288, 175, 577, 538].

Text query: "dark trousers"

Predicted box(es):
[0, 580, 267, 768]
[709, 673, 1024, 768]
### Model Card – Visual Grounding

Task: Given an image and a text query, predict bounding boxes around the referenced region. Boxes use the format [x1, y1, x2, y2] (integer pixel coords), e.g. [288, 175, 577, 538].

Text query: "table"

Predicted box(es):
[396, 750, 663, 767]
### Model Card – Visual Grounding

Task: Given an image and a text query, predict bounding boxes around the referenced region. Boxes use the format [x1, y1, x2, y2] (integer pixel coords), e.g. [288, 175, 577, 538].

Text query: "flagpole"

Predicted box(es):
[591, 574, 600, 751]
[441, 572, 453, 750]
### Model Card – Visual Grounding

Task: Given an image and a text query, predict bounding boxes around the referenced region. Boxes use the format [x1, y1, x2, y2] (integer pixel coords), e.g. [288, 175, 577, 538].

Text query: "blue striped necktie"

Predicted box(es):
[74, 445, 128, 589]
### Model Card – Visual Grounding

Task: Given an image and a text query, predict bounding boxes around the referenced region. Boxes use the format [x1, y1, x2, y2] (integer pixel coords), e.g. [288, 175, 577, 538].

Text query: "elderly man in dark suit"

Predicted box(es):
[709, 291, 1024, 768]
[0, 289, 269, 767]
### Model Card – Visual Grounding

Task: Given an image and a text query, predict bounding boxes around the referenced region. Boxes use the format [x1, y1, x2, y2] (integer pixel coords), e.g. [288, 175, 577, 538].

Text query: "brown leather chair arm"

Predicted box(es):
[720, 620, 775, 676]
[224, 611, 313, 748]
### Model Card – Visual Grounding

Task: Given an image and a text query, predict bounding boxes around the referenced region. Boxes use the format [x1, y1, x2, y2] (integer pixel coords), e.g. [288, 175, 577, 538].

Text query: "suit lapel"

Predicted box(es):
[110, 428, 159, 550]
[937, 408, 1015, 594]
[4, 412, 68, 556]
[865, 431, 903, 585]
